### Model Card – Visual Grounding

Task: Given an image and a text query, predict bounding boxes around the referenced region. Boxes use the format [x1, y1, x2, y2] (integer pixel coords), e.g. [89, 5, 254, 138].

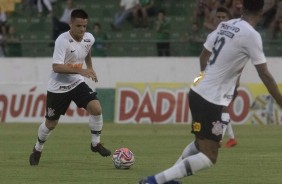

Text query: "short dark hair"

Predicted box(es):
[216, 6, 232, 18]
[71, 9, 88, 19]
[243, 0, 264, 13]
[158, 10, 166, 15]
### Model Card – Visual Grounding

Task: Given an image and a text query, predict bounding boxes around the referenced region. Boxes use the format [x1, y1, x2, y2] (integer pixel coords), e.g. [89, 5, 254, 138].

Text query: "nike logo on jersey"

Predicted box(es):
[71, 50, 76, 53]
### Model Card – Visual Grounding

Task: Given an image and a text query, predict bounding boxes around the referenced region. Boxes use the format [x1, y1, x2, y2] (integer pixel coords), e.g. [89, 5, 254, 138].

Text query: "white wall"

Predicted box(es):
[0, 57, 281, 123]
[1, 57, 282, 87]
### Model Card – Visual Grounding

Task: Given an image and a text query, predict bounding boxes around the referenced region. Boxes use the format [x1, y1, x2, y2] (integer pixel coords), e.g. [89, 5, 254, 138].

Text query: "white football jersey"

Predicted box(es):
[47, 31, 95, 93]
[191, 18, 266, 106]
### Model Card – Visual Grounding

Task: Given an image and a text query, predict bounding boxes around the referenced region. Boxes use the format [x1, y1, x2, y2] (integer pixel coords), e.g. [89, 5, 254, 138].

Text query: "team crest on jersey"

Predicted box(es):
[69, 39, 73, 43]
[192, 122, 201, 132]
[84, 39, 91, 42]
[211, 121, 223, 136]
[85, 44, 91, 51]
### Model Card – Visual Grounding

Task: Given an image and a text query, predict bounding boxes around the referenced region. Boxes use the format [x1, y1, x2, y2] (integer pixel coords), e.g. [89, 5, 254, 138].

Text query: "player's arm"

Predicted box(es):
[193, 48, 211, 86]
[255, 63, 282, 108]
[199, 47, 211, 71]
[200, 30, 217, 71]
[53, 63, 82, 74]
[52, 63, 97, 83]
[246, 32, 282, 107]
[85, 49, 98, 82]
[53, 63, 97, 82]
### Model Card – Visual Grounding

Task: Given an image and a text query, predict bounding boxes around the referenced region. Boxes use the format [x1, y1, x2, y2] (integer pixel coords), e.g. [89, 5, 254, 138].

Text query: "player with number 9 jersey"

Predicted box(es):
[191, 18, 266, 107]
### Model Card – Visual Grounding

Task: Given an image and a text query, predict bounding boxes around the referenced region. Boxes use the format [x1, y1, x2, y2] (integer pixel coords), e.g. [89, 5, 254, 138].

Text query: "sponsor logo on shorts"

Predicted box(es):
[192, 122, 201, 132]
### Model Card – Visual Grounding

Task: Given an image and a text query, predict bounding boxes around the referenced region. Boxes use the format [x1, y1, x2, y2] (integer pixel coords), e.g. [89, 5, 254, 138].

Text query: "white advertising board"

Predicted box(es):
[0, 57, 281, 123]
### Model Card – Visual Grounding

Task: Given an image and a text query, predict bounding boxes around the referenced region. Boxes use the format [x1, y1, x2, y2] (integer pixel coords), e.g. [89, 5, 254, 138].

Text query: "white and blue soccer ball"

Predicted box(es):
[112, 148, 135, 169]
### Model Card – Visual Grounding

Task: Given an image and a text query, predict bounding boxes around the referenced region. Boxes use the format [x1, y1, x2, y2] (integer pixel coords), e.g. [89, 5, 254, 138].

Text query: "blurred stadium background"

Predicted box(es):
[1, 0, 282, 57]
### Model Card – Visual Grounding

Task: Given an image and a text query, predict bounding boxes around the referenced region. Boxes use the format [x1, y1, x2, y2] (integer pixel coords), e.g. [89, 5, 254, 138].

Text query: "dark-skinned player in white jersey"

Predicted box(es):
[216, 6, 239, 148]
[201, 6, 239, 148]
[139, 0, 282, 183]
[29, 9, 111, 166]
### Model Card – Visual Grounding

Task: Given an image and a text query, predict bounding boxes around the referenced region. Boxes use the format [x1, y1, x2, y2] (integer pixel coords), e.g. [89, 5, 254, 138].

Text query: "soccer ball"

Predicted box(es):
[112, 148, 135, 169]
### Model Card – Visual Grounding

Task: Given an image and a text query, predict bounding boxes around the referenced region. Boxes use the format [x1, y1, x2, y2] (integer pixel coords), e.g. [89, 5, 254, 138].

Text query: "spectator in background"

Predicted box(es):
[155, 10, 170, 56]
[4, 26, 22, 57]
[186, 22, 206, 56]
[22, 0, 37, 16]
[92, 23, 109, 57]
[0, 7, 7, 57]
[198, 0, 232, 32]
[0, 34, 5, 57]
[220, 0, 233, 8]
[0, 7, 7, 37]
[37, 0, 53, 17]
[203, 1, 225, 31]
[260, 0, 277, 29]
[137, 0, 155, 28]
[186, 22, 205, 43]
[271, 17, 282, 39]
[193, 0, 218, 30]
[5, 26, 19, 43]
[229, 0, 243, 18]
[274, 0, 282, 20]
[111, 0, 140, 30]
[192, 0, 207, 24]
[214, 6, 232, 27]
[51, 0, 73, 43]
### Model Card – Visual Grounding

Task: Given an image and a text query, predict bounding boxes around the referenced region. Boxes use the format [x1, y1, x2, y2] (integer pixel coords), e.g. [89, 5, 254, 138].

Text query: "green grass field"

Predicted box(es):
[0, 123, 282, 184]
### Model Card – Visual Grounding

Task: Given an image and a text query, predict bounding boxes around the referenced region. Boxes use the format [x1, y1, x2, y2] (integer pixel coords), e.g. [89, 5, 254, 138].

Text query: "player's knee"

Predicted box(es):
[202, 150, 218, 164]
[208, 154, 218, 164]
[89, 109, 102, 116]
[45, 119, 58, 130]
[87, 102, 102, 115]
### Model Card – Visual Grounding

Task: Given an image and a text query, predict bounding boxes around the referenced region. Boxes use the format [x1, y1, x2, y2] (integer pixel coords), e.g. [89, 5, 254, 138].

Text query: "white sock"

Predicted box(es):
[35, 122, 51, 152]
[174, 141, 199, 165]
[89, 114, 103, 146]
[222, 124, 227, 139]
[226, 123, 235, 139]
[221, 113, 230, 139]
[187, 152, 213, 173]
[155, 152, 213, 183]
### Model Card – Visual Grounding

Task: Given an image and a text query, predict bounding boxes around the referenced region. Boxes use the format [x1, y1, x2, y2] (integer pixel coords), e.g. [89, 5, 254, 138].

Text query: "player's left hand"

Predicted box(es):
[86, 69, 98, 82]
[193, 71, 204, 86]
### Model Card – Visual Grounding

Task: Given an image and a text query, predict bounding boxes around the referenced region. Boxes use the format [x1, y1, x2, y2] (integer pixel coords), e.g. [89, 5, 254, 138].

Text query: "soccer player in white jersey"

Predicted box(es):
[215, 6, 238, 148]
[139, 0, 282, 183]
[29, 9, 111, 166]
